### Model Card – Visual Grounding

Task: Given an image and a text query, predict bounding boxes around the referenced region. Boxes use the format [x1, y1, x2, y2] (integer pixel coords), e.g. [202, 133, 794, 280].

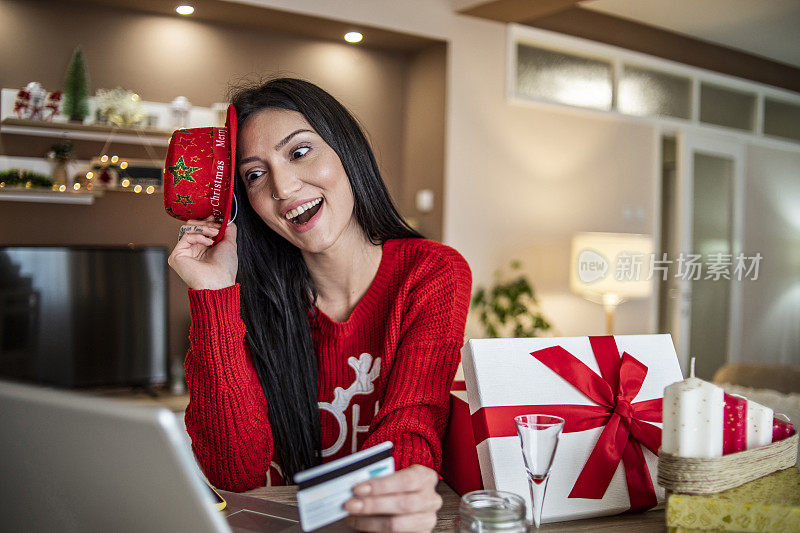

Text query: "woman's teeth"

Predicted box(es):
[286, 198, 322, 223]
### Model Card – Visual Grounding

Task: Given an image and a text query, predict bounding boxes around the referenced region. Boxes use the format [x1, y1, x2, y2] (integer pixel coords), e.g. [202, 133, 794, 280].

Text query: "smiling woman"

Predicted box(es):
[167, 78, 472, 532]
[238, 107, 359, 252]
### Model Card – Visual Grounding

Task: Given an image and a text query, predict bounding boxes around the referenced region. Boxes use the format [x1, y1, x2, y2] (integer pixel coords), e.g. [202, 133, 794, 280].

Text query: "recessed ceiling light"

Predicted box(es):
[344, 32, 363, 44]
[176, 5, 194, 15]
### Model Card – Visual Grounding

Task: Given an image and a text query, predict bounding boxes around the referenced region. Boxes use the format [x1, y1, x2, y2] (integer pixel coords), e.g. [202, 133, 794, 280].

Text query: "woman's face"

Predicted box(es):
[237, 108, 360, 254]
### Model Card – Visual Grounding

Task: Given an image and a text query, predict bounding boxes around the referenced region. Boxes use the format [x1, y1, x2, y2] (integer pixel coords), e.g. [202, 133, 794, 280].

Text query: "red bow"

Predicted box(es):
[471, 336, 662, 511]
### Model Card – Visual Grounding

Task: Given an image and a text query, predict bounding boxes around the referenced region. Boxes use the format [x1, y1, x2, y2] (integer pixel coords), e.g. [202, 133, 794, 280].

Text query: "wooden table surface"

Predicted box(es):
[244, 481, 667, 532]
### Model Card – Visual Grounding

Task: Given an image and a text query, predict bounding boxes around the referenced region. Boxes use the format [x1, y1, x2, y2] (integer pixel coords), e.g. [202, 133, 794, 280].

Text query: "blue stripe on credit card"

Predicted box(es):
[368, 465, 390, 477]
[294, 442, 395, 532]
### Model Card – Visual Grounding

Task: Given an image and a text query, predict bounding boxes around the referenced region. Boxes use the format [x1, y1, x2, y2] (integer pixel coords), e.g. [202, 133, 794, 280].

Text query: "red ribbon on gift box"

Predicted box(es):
[470, 336, 662, 511]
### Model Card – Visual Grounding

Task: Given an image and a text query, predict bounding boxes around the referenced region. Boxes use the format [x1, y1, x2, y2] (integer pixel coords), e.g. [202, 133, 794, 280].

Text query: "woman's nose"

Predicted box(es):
[271, 165, 302, 199]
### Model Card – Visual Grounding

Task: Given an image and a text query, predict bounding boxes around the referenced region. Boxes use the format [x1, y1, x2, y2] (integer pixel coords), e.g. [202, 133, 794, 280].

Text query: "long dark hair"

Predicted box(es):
[230, 78, 421, 480]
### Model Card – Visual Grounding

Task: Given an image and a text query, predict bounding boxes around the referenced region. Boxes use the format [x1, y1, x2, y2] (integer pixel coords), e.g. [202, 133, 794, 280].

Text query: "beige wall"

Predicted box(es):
[401, 43, 447, 241]
[245, 0, 659, 338]
[446, 61, 657, 338]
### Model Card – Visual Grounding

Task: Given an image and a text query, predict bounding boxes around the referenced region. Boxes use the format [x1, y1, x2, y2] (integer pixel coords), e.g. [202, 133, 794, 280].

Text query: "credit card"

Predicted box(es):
[293, 441, 395, 532]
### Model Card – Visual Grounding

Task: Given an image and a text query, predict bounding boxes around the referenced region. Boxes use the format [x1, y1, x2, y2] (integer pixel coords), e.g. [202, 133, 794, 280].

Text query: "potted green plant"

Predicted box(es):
[471, 261, 553, 338]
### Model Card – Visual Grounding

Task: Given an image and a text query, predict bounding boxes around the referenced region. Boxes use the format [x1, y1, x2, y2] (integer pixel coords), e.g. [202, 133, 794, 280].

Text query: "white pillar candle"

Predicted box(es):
[662, 359, 724, 457]
[746, 400, 774, 449]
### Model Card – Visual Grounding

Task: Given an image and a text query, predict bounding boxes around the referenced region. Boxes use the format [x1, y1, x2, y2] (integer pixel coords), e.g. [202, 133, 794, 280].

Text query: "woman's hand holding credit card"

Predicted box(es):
[343, 463, 443, 533]
[294, 442, 395, 531]
[294, 442, 443, 532]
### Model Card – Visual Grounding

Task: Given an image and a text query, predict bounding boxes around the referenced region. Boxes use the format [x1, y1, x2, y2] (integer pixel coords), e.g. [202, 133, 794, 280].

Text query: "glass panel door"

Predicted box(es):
[664, 132, 744, 378]
[689, 153, 733, 380]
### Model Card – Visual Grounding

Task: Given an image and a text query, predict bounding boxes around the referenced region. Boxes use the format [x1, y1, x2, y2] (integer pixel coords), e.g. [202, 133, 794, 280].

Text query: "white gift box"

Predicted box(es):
[460, 335, 683, 523]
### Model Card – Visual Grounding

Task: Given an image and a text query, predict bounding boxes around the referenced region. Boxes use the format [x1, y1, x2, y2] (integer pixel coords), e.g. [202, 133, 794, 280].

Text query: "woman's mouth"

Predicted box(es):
[285, 198, 323, 225]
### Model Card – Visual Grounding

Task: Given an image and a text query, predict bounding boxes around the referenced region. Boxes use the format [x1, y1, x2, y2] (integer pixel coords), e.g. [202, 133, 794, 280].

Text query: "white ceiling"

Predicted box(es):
[583, 0, 800, 68]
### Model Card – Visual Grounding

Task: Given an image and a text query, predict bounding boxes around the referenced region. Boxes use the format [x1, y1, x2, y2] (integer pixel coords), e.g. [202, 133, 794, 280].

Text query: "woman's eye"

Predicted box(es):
[291, 146, 310, 160]
[244, 170, 264, 183]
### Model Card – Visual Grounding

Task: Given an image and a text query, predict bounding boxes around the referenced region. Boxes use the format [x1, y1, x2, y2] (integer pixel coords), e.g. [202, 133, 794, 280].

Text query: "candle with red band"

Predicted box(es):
[661, 360, 781, 459]
[723, 394, 747, 454]
[772, 415, 796, 442]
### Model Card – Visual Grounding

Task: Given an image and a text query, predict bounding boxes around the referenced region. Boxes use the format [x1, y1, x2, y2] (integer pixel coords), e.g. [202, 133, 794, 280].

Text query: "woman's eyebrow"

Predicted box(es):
[237, 129, 315, 167]
[275, 129, 313, 150]
[238, 155, 260, 166]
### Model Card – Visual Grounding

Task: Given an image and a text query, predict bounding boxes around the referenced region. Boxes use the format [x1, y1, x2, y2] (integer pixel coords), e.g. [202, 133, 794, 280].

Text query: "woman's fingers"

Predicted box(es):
[343, 466, 441, 532]
[346, 512, 438, 533]
[178, 232, 215, 248]
[167, 219, 237, 291]
[345, 491, 442, 515]
[169, 230, 215, 266]
[182, 216, 222, 233]
[178, 223, 219, 240]
[353, 464, 439, 496]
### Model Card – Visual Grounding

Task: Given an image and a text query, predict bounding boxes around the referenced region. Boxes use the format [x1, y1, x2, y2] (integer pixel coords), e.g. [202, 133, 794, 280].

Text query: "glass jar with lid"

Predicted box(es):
[455, 490, 527, 533]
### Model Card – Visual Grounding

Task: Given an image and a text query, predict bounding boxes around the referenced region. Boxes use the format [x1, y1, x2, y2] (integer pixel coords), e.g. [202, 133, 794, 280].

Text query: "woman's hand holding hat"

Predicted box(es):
[168, 216, 238, 290]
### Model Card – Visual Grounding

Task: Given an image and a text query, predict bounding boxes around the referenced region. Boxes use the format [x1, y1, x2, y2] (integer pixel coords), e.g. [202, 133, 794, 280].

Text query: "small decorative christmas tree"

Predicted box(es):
[62, 46, 90, 122]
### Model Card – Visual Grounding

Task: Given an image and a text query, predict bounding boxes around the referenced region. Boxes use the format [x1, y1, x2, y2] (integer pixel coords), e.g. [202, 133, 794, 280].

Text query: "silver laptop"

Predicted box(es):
[0, 379, 298, 532]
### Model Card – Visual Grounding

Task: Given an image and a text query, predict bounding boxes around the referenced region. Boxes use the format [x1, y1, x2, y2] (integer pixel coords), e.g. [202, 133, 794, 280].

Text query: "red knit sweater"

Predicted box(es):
[184, 238, 472, 491]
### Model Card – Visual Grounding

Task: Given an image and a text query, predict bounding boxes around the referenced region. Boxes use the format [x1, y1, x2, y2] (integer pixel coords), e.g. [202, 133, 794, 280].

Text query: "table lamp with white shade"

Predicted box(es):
[569, 232, 654, 334]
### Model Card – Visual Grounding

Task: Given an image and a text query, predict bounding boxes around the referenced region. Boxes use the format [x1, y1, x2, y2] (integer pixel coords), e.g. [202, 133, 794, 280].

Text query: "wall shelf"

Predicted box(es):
[0, 187, 100, 205]
[1, 118, 172, 143]
[0, 118, 170, 161]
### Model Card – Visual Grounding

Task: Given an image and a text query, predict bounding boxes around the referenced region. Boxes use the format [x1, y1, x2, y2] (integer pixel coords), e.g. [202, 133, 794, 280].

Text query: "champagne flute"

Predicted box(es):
[514, 414, 565, 528]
